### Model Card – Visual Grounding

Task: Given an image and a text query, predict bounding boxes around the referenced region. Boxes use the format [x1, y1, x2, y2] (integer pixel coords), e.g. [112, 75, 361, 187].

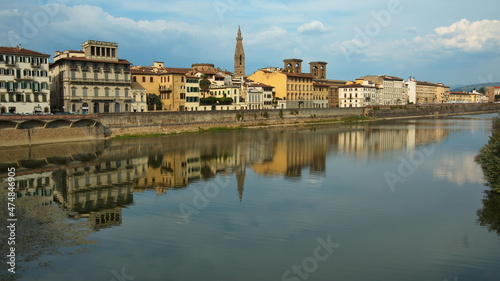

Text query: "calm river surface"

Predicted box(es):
[1, 114, 500, 281]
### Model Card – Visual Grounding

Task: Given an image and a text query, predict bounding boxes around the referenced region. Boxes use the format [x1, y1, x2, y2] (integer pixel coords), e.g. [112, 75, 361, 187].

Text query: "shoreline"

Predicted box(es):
[1, 104, 499, 146]
[110, 110, 499, 139]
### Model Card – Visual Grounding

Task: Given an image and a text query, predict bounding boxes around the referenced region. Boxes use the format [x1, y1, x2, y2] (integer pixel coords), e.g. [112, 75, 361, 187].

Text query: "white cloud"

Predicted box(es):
[297, 20, 332, 34]
[412, 19, 500, 52]
[404, 26, 418, 33]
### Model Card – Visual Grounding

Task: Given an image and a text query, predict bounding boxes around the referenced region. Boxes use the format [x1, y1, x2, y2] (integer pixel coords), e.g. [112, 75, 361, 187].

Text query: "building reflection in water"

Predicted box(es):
[0, 120, 453, 233]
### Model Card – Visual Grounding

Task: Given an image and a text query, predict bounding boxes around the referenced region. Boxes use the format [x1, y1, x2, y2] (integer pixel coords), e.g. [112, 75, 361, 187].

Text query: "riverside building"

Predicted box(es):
[49, 40, 146, 113]
[0, 45, 50, 114]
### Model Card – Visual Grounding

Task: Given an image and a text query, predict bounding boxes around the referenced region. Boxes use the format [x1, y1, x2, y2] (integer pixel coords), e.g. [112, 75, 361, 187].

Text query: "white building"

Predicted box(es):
[406, 78, 417, 104]
[338, 83, 378, 108]
[360, 75, 407, 105]
[0, 45, 50, 114]
[50, 40, 145, 113]
[246, 83, 274, 110]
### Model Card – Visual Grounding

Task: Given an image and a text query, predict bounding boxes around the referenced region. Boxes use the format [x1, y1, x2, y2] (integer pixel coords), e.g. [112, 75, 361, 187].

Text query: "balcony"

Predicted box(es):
[159, 86, 172, 92]
[31, 62, 41, 68]
[15, 76, 33, 81]
[103, 67, 112, 73]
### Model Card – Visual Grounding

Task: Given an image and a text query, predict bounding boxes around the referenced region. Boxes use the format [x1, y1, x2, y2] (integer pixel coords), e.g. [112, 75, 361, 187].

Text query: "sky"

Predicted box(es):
[1, 0, 500, 88]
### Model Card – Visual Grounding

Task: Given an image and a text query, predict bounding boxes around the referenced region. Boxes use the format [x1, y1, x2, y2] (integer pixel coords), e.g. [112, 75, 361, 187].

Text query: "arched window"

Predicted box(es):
[93, 102, 99, 113]
[104, 102, 110, 113]
[115, 103, 120, 112]
[82, 103, 89, 114]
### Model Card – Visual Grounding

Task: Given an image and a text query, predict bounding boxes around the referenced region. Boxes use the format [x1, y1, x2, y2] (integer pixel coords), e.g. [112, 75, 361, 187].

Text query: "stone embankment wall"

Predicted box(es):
[0, 126, 105, 147]
[98, 107, 364, 137]
[1, 104, 499, 146]
[366, 103, 500, 118]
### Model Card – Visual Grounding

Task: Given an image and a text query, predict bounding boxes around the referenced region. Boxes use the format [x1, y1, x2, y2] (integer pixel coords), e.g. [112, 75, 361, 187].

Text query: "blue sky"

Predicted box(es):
[1, 0, 500, 87]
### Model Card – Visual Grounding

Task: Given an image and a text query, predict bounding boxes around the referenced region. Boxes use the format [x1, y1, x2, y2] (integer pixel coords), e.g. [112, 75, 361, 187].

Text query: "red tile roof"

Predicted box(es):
[284, 72, 314, 79]
[339, 83, 376, 88]
[313, 83, 330, 87]
[0, 46, 50, 57]
[380, 75, 404, 81]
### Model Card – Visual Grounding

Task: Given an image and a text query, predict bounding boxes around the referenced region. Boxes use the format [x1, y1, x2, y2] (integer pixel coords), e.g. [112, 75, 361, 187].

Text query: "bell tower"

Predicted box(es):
[234, 26, 245, 77]
[309, 61, 327, 79]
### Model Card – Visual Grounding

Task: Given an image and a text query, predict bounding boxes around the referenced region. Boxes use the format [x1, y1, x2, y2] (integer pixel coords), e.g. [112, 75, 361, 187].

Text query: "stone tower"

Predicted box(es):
[283, 59, 303, 74]
[309, 61, 327, 79]
[234, 26, 245, 77]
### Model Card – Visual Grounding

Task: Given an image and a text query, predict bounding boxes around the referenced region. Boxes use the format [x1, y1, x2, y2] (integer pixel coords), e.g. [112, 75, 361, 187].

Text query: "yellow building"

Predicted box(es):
[449, 92, 474, 103]
[416, 81, 437, 104]
[247, 68, 314, 108]
[435, 83, 450, 104]
[313, 83, 329, 108]
[131, 61, 190, 111]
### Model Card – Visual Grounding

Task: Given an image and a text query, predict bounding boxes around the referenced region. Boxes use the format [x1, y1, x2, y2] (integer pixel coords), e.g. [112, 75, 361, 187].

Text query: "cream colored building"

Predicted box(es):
[244, 82, 274, 110]
[416, 81, 437, 104]
[449, 91, 481, 103]
[0, 45, 50, 114]
[49, 40, 145, 113]
[360, 75, 407, 105]
[338, 83, 378, 108]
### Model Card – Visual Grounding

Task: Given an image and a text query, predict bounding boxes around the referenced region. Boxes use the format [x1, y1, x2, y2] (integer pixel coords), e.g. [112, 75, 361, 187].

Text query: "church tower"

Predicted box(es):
[234, 26, 245, 77]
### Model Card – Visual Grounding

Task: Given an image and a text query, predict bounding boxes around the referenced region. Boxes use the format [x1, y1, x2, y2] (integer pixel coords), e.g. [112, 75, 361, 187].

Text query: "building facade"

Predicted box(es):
[131, 62, 190, 111]
[49, 40, 144, 113]
[0, 45, 50, 114]
[360, 75, 407, 105]
[338, 83, 377, 108]
[485, 86, 500, 103]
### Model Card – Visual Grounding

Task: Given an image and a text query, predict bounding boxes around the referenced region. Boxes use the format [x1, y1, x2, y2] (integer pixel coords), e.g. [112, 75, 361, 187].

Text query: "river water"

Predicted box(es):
[1, 114, 500, 281]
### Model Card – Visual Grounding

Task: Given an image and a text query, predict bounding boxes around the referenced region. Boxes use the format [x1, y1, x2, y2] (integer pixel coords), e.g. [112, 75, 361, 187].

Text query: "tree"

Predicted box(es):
[147, 94, 162, 111]
[475, 115, 500, 236]
[475, 115, 500, 193]
[199, 74, 211, 98]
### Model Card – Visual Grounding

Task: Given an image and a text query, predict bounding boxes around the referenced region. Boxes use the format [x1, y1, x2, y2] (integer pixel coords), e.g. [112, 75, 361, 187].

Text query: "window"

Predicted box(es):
[150, 77, 153, 83]
[72, 88, 76, 96]
[83, 87, 88, 97]
[115, 88, 120, 97]
[94, 88, 99, 97]
[142, 77, 145, 82]
[133, 76, 137, 82]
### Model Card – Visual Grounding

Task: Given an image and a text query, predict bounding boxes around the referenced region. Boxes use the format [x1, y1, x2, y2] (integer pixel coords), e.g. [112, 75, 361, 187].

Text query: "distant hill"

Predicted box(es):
[451, 82, 500, 92]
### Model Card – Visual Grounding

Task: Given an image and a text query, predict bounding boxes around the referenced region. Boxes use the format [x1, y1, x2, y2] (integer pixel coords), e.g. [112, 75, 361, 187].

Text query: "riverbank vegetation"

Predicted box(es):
[475, 114, 500, 193]
[475, 114, 500, 235]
